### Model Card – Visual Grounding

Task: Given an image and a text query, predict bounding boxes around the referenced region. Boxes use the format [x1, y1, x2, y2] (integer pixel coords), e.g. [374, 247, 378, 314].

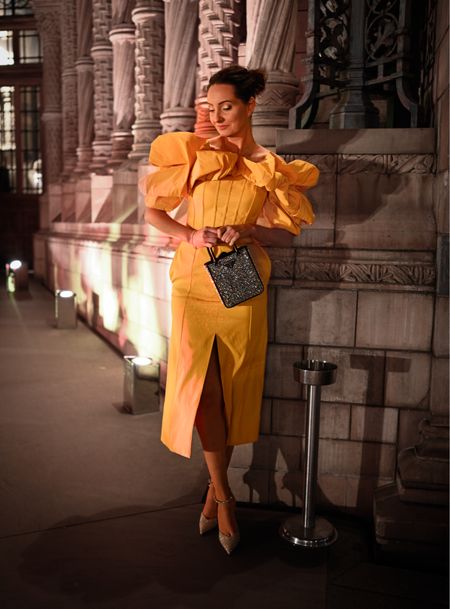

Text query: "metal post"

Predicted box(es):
[280, 359, 338, 548]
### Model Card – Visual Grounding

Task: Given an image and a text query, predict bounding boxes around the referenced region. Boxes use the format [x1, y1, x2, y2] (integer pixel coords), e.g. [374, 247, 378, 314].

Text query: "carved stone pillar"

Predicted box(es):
[246, 0, 298, 147]
[34, 1, 63, 226]
[60, 0, 78, 177]
[90, 0, 113, 171]
[129, 0, 164, 160]
[75, 0, 94, 174]
[195, 0, 241, 138]
[160, 0, 197, 133]
[109, 1, 136, 165]
[329, 0, 379, 128]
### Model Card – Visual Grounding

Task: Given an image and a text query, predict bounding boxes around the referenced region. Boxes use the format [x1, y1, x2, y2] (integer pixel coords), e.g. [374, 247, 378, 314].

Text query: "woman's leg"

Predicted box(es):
[195, 343, 237, 536]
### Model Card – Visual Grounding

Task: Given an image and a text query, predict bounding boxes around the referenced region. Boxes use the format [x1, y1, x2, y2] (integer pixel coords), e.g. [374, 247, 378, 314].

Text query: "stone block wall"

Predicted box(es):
[227, 128, 441, 517]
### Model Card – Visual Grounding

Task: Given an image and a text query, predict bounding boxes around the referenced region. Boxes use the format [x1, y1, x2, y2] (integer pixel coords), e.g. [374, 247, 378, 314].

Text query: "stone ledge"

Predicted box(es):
[276, 128, 435, 154]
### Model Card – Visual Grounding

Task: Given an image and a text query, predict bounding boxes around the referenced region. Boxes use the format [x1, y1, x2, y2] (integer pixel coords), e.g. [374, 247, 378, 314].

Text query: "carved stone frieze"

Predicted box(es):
[296, 262, 436, 287]
[91, 0, 113, 170]
[338, 154, 436, 174]
[129, 1, 164, 159]
[282, 154, 337, 174]
[195, 0, 241, 137]
[161, 0, 197, 133]
[292, 248, 436, 289]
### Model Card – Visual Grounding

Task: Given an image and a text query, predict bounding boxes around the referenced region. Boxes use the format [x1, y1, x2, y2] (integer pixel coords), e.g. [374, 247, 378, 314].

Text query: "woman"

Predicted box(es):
[144, 66, 319, 554]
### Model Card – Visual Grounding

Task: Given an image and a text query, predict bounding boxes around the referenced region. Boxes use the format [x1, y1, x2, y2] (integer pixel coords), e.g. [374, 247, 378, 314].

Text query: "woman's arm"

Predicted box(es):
[145, 207, 220, 248]
[218, 223, 294, 247]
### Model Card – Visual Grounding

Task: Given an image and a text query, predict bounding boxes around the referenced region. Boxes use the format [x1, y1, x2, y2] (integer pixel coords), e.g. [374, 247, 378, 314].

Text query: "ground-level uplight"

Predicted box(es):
[55, 289, 77, 328]
[6, 260, 29, 292]
[123, 355, 160, 414]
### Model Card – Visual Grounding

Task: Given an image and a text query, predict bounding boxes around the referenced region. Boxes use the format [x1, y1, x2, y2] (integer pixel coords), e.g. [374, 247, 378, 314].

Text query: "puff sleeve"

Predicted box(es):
[144, 132, 205, 211]
[257, 157, 319, 235]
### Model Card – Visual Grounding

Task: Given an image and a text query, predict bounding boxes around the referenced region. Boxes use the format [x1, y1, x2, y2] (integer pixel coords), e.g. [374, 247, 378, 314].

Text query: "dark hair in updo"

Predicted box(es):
[207, 65, 266, 103]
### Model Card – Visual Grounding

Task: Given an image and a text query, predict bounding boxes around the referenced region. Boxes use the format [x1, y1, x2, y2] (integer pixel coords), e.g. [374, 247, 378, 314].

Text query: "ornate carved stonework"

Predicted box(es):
[110, 1, 136, 164]
[61, 0, 79, 175]
[289, 249, 436, 289]
[195, 0, 241, 137]
[129, 0, 164, 159]
[160, 0, 197, 133]
[91, 0, 113, 171]
[283, 153, 435, 174]
[75, 0, 94, 172]
[337, 154, 435, 174]
[295, 261, 436, 287]
[246, 0, 298, 141]
[34, 2, 63, 184]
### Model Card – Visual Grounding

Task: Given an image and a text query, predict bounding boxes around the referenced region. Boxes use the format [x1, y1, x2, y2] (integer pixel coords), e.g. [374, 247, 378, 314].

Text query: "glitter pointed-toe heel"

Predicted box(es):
[199, 479, 218, 535]
[215, 493, 240, 555]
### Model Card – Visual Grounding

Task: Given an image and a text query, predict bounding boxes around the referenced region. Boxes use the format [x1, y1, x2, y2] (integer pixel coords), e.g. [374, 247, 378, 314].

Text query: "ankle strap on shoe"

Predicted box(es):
[214, 494, 234, 505]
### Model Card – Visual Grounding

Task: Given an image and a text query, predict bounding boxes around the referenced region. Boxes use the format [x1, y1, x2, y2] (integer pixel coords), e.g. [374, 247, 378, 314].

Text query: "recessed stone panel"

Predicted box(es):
[385, 351, 431, 408]
[430, 357, 450, 416]
[356, 292, 434, 351]
[318, 439, 396, 478]
[336, 173, 435, 250]
[305, 347, 385, 405]
[276, 288, 357, 346]
[264, 344, 304, 399]
[350, 405, 398, 443]
[433, 297, 449, 357]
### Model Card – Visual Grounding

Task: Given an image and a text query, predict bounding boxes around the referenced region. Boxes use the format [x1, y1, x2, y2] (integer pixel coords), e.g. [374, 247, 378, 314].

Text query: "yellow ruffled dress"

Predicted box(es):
[145, 132, 319, 458]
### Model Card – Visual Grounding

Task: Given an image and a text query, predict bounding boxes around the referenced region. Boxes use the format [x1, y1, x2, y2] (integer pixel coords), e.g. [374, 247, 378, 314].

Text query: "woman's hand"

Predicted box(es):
[188, 227, 220, 248]
[217, 224, 255, 246]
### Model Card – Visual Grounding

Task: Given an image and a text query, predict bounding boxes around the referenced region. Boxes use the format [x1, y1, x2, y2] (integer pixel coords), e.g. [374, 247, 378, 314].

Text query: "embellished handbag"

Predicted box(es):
[204, 245, 264, 308]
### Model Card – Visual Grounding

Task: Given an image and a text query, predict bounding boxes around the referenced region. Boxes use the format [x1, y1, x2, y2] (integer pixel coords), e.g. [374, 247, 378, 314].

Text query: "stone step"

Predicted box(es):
[396, 474, 449, 506]
[398, 446, 449, 489]
[419, 416, 449, 441]
[374, 484, 448, 545]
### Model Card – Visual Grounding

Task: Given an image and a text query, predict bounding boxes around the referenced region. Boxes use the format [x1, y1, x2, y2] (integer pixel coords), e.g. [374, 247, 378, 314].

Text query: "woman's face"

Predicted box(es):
[206, 84, 255, 137]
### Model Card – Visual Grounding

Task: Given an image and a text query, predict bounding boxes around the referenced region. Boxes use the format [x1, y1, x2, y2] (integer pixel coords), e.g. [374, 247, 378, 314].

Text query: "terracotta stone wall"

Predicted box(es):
[33, 0, 448, 518]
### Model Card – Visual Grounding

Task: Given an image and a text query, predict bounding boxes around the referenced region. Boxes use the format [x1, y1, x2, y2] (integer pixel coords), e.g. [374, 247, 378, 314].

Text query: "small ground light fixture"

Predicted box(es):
[6, 260, 29, 292]
[123, 355, 160, 414]
[55, 289, 77, 328]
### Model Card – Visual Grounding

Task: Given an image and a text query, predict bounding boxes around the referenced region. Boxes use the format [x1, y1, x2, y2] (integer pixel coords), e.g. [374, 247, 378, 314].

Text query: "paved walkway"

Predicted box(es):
[0, 279, 447, 609]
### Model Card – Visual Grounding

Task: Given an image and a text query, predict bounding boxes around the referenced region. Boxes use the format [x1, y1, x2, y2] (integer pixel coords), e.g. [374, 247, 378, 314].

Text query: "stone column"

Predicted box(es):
[34, 1, 63, 227]
[60, 0, 78, 221]
[329, 0, 379, 128]
[160, 0, 197, 133]
[109, 0, 136, 165]
[246, 0, 299, 147]
[75, 0, 94, 174]
[129, 0, 164, 160]
[90, 0, 113, 172]
[195, 0, 241, 138]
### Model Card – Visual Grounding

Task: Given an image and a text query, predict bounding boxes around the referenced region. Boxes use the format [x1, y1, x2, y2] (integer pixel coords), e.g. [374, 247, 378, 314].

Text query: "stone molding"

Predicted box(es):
[160, 0, 197, 133]
[129, 0, 165, 159]
[282, 154, 436, 174]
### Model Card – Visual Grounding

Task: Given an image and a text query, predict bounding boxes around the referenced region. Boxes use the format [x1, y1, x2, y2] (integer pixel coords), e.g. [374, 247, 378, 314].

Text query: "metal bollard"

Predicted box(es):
[280, 359, 338, 548]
